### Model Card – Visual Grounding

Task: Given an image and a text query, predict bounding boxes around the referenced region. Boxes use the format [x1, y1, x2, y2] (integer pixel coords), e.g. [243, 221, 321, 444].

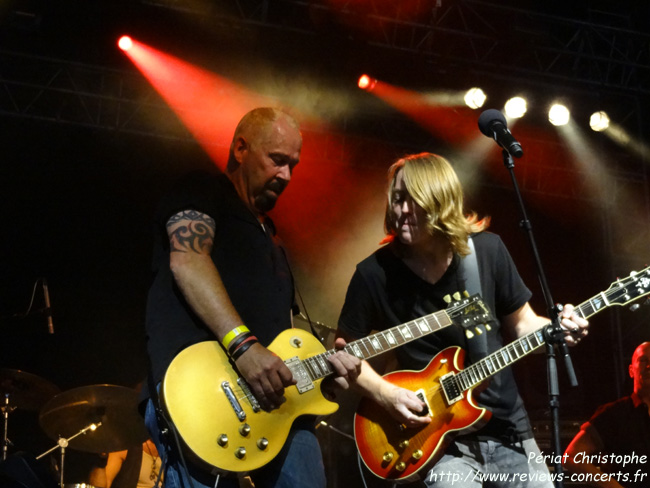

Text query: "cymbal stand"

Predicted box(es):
[2, 393, 17, 461]
[36, 422, 102, 487]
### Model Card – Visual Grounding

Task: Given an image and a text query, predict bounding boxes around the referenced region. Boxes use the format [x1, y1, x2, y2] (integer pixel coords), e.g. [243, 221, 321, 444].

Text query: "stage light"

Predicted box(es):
[464, 88, 486, 109]
[549, 104, 570, 126]
[590, 111, 610, 132]
[358, 74, 377, 91]
[118, 36, 133, 51]
[504, 97, 527, 119]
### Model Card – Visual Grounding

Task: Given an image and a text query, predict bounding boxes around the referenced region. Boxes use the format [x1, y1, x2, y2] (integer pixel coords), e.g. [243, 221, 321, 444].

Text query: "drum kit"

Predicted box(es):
[0, 369, 149, 488]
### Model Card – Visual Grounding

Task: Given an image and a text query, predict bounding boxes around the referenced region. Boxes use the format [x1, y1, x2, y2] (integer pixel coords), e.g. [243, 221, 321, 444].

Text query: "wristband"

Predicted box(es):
[230, 335, 258, 354]
[231, 338, 258, 361]
[227, 332, 252, 354]
[222, 325, 250, 350]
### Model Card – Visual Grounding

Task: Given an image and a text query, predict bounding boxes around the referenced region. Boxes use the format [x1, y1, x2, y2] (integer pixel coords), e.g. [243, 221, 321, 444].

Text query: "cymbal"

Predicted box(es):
[0, 368, 61, 411]
[39, 384, 148, 453]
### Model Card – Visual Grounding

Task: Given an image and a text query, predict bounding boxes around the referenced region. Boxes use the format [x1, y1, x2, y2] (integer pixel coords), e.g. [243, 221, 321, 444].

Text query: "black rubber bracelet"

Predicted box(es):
[227, 332, 252, 354]
[231, 339, 258, 361]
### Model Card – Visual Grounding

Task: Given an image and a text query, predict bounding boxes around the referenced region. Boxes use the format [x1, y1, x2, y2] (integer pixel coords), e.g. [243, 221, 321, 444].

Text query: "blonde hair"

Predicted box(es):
[383, 152, 489, 256]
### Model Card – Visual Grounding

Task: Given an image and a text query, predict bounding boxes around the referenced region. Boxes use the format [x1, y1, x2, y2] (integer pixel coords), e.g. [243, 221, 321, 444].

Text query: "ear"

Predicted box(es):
[629, 363, 634, 379]
[232, 136, 249, 165]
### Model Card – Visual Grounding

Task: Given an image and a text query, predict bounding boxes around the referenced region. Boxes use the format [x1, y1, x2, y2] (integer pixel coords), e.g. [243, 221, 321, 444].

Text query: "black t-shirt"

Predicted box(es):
[145, 171, 295, 386]
[338, 232, 534, 438]
[583, 395, 650, 487]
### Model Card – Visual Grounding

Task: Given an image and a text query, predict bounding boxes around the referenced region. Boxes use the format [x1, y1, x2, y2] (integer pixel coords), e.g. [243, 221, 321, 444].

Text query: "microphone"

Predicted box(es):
[43, 278, 54, 334]
[478, 109, 524, 158]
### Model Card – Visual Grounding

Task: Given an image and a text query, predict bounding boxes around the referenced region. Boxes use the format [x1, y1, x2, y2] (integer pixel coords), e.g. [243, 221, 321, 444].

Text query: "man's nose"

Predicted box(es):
[277, 164, 291, 182]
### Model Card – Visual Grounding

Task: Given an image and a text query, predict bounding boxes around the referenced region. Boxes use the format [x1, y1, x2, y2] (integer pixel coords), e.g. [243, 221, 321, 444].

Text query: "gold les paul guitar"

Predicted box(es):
[354, 266, 650, 483]
[162, 293, 493, 474]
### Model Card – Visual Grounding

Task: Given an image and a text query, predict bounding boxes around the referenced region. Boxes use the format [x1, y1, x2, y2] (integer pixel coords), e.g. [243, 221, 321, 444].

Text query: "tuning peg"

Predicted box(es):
[631, 298, 650, 312]
[453, 292, 461, 301]
[443, 294, 451, 303]
[466, 330, 474, 339]
[474, 327, 483, 335]
[463, 290, 469, 297]
[485, 324, 492, 331]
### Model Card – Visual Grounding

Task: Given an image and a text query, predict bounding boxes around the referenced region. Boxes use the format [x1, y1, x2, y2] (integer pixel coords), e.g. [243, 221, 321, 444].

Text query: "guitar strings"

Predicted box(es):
[227, 276, 642, 406]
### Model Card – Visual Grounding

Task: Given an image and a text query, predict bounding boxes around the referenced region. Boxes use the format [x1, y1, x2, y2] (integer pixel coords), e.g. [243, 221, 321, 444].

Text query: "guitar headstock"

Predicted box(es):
[445, 292, 494, 331]
[607, 266, 650, 307]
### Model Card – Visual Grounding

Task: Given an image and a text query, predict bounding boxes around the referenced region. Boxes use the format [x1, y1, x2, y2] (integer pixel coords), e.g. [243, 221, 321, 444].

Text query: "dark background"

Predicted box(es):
[1, 1, 649, 486]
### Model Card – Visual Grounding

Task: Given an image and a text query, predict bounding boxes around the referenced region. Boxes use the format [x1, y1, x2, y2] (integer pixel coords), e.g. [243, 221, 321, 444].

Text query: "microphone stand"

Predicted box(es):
[501, 149, 577, 488]
[36, 422, 101, 488]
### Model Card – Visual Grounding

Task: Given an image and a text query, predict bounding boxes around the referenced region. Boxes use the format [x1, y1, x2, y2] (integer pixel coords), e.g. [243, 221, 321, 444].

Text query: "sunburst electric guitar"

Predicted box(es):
[354, 266, 650, 483]
[162, 293, 492, 473]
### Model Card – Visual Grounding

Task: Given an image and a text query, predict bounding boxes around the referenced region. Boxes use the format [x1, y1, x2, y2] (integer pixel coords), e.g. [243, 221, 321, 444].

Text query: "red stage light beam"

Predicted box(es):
[118, 36, 269, 168]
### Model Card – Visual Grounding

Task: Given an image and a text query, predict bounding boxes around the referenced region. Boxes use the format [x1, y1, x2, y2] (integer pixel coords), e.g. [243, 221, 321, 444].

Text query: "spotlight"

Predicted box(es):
[504, 97, 527, 119]
[548, 104, 570, 126]
[118, 36, 133, 51]
[590, 111, 610, 132]
[464, 88, 486, 109]
[358, 74, 377, 91]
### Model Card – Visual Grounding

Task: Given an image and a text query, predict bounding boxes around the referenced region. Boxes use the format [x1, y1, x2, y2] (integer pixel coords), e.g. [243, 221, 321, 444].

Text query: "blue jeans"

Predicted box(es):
[424, 437, 554, 488]
[144, 399, 326, 488]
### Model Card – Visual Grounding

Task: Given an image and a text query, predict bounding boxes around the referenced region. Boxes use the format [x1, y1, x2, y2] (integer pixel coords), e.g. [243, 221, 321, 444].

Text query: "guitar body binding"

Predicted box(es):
[354, 346, 490, 483]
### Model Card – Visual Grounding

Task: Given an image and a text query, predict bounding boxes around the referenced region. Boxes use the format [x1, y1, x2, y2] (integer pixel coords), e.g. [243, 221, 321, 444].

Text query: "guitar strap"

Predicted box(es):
[278, 242, 323, 344]
[462, 236, 481, 296]
[460, 236, 489, 360]
[147, 372, 199, 488]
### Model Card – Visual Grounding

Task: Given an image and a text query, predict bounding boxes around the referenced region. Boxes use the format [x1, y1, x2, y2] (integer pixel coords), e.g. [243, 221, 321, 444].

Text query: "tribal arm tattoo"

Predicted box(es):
[166, 210, 216, 254]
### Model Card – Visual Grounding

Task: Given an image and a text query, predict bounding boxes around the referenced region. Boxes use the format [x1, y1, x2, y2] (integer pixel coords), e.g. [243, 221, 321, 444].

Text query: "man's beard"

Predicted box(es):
[254, 192, 278, 213]
[254, 180, 285, 213]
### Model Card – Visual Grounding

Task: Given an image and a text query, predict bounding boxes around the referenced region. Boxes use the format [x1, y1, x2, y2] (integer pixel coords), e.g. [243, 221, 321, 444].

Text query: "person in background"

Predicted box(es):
[563, 341, 650, 488]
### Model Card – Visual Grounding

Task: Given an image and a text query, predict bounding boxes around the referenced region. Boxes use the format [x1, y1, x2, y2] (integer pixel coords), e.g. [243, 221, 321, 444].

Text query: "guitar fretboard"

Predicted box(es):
[295, 295, 493, 383]
[444, 277, 648, 394]
[300, 310, 453, 381]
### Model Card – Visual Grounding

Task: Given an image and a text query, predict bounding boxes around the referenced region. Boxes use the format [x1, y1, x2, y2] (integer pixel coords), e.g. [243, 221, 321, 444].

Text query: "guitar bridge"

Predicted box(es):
[237, 378, 261, 413]
[440, 372, 463, 405]
[221, 381, 247, 420]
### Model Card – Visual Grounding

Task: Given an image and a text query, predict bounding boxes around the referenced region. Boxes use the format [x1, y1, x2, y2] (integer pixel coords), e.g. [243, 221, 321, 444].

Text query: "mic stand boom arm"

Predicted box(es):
[502, 149, 577, 488]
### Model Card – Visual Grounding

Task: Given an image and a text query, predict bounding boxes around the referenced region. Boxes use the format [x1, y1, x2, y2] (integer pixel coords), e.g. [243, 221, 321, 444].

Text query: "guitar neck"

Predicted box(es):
[297, 264, 650, 388]
[300, 309, 454, 381]
[452, 290, 617, 393]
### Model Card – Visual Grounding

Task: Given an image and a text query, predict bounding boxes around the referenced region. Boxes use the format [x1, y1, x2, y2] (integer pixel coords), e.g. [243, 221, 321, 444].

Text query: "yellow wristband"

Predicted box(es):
[222, 325, 250, 350]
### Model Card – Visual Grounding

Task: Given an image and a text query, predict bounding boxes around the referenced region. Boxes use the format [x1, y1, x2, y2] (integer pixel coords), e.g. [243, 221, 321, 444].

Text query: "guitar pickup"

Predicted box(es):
[285, 356, 315, 394]
[440, 372, 463, 405]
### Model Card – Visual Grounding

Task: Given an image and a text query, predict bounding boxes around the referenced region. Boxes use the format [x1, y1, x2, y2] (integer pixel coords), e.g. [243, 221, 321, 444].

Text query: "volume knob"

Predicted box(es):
[382, 452, 394, 462]
[257, 438, 269, 450]
[235, 447, 247, 459]
[217, 434, 228, 447]
[239, 424, 251, 436]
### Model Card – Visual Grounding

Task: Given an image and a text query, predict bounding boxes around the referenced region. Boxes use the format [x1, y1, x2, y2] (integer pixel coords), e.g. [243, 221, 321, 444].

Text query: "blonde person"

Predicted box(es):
[338, 152, 589, 487]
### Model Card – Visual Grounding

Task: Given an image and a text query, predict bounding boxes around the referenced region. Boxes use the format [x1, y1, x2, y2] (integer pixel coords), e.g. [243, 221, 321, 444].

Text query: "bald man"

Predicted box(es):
[144, 108, 360, 488]
[563, 342, 650, 488]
